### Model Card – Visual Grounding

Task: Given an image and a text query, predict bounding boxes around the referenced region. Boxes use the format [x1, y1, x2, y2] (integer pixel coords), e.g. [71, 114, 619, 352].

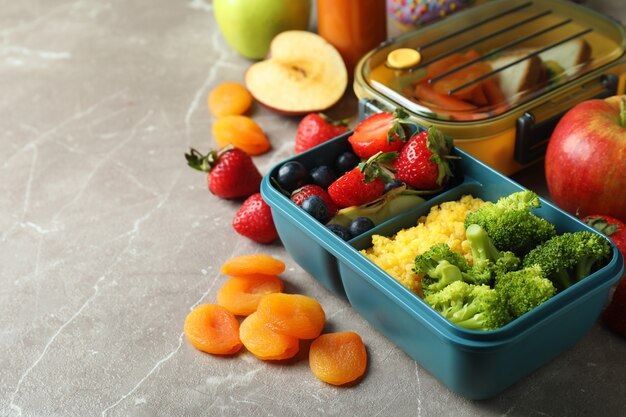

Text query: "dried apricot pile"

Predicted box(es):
[183, 252, 367, 385]
[208, 82, 270, 156]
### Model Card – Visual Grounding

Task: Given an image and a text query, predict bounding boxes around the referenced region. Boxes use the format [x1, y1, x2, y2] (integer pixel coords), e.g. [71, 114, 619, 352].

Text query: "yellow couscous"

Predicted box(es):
[362, 195, 489, 295]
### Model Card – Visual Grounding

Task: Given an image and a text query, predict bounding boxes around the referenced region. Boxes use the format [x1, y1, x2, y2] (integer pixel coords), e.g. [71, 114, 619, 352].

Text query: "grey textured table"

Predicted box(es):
[1, 1, 624, 416]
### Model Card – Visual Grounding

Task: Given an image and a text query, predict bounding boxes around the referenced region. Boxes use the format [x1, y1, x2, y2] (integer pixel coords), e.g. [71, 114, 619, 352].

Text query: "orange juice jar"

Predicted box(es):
[317, 0, 388, 77]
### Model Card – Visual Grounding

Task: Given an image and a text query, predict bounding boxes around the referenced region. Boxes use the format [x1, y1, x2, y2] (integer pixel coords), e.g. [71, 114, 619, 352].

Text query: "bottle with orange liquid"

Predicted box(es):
[317, 0, 388, 77]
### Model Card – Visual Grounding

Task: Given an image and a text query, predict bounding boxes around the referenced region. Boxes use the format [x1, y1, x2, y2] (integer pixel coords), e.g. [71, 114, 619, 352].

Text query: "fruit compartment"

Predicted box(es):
[262, 131, 455, 297]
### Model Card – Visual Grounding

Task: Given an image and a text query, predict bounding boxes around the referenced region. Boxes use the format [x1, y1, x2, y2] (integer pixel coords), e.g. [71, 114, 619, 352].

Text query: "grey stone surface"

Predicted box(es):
[1, 1, 625, 416]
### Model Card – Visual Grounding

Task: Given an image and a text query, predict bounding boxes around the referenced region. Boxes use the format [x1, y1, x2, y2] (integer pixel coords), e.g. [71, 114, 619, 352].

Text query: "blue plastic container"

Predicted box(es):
[260, 132, 624, 400]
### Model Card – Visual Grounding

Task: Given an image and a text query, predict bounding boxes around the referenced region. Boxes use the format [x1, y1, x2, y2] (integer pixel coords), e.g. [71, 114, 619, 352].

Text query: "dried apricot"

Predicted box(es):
[184, 304, 242, 355]
[239, 312, 299, 360]
[212, 115, 270, 155]
[208, 82, 253, 117]
[309, 332, 367, 385]
[220, 254, 286, 276]
[256, 293, 325, 339]
[217, 274, 284, 316]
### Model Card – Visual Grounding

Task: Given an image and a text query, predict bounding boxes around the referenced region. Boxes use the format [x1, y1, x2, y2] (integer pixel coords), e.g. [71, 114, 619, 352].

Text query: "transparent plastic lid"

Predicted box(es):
[360, 0, 626, 122]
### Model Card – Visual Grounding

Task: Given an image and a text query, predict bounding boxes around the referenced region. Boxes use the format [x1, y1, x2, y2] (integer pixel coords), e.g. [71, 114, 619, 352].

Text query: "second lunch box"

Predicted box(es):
[354, 0, 626, 174]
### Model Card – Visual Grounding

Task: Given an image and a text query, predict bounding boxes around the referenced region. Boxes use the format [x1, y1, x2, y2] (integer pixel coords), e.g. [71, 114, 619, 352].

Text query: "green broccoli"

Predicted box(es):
[465, 223, 521, 285]
[414, 243, 470, 295]
[424, 281, 512, 331]
[523, 231, 612, 291]
[495, 265, 556, 318]
[414, 243, 470, 274]
[464, 191, 556, 256]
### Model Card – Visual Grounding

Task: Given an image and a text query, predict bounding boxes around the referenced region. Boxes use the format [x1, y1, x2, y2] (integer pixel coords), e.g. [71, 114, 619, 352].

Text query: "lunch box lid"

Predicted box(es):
[355, 0, 626, 125]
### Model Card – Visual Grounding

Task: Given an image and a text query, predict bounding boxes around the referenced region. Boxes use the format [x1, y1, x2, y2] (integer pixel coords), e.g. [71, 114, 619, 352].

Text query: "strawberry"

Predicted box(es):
[328, 152, 396, 208]
[583, 215, 626, 256]
[291, 184, 338, 217]
[348, 108, 417, 159]
[584, 215, 626, 337]
[294, 113, 349, 154]
[185, 146, 261, 199]
[232, 193, 278, 244]
[392, 126, 455, 190]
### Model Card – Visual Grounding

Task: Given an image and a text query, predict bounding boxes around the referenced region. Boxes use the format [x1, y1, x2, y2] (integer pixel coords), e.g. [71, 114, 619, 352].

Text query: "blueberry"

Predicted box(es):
[335, 151, 359, 175]
[310, 165, 336, 189]
[276, 161, 309, 193]
[301, 195, 329, 223]
[327, 223, 351, 241]
[348, 217, 375, 238]
[384, 179, 404, 193]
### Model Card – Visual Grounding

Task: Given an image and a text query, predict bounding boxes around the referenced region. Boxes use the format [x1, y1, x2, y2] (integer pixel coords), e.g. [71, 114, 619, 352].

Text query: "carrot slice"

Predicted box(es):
[309, 332, 367, 385]
[482, 78, 506, 106]
[414, 82, 477, 111]
[464, 49, 481, 60]
[184, 304, 242, 355]
[239, 312, 299, 360]
[220, 254, 286, 276]
[426, 50, 490, 97]
[217, 274, 284, 316]
[426, 53, 468, 78]
[256, 293, 326, 339]
[469, 84, 489, 106]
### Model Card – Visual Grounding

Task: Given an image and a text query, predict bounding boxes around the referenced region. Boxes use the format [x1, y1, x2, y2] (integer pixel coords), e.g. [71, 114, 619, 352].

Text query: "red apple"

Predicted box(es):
[545, 95, 626, 222]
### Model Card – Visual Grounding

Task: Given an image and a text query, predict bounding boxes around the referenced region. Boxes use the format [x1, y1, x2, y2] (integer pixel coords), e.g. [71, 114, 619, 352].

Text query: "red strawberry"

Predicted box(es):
[348, 108, 417, 159]
[328, 152, 396, 208]
[232, 193, 278, 244]
[392, 126, 455, 190]
[185, 146, 261, 199]
[584, 215, 626, 337]
[583, 215, 626, 256]
[291, 184, 338, 217]
[295, 113, 349, 154]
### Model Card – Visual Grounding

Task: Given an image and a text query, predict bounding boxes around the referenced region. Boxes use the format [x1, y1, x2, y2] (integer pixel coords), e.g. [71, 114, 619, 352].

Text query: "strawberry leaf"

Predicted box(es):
[185, 148, 218, 172]
[359, 151, 397, 183]
[319, 113, 350, 128]
[425, 126, 458, 186]
[584, 216, 620, 237]
[387, 108, 419, 145]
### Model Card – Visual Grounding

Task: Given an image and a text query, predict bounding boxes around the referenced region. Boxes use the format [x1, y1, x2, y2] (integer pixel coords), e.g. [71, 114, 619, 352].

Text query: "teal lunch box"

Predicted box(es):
[260, 132, 624, 400]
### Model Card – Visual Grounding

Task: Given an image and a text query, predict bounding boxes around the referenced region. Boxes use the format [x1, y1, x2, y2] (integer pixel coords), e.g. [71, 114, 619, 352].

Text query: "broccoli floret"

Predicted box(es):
[464, 191, 556, 256]
[495, 265, 556, 318]
[414, 243, 470, 296]
[424, 281, 512, 331]
[414, 243, 470, 274]
[523, 231, 612, 291]
[464, 223, 521, 285]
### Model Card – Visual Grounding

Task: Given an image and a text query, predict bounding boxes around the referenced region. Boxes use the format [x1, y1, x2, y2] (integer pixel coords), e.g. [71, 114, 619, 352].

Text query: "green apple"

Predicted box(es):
[214, 0, 311, 60]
